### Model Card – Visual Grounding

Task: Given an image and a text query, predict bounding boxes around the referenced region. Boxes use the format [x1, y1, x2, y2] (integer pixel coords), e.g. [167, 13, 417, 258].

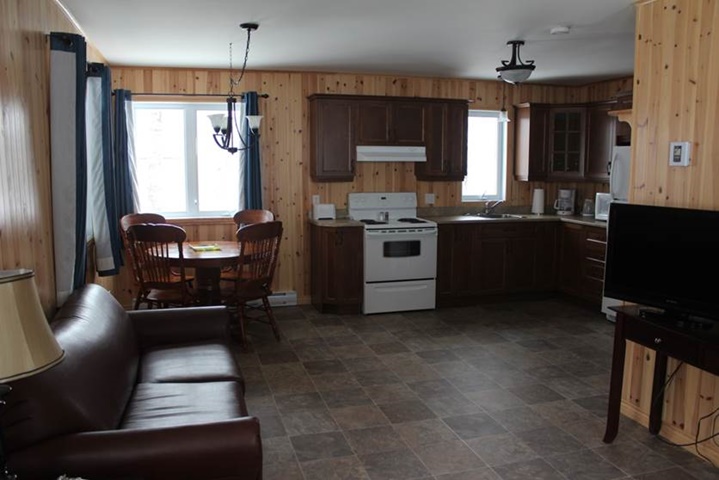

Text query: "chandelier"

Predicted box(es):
[208, 22, 263, 154]
[496, 40, 536, 85]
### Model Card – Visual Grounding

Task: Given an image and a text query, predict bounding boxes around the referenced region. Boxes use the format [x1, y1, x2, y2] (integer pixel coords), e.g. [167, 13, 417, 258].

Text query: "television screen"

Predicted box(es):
[604, 202, 719, 321]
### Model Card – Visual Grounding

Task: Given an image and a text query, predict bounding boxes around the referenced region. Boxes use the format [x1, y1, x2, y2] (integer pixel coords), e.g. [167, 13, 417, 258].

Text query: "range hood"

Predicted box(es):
[356, 145, 426, 162]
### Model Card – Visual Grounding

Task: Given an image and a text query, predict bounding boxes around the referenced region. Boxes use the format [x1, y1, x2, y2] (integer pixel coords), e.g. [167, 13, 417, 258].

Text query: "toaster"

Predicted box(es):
[312, 203, 336, 220]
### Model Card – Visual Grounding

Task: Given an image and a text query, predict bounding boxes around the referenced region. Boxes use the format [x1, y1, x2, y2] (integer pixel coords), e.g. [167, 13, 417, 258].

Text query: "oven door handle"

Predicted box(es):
[365, 229, 438, 238]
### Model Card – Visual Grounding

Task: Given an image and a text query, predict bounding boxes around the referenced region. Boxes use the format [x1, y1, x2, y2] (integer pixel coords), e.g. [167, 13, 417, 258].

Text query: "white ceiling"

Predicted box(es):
[58, 0, 636, 86]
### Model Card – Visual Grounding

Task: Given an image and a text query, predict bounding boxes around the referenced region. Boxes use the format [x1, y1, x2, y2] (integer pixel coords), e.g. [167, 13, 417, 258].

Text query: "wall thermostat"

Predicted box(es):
[669, 141, 691, 167]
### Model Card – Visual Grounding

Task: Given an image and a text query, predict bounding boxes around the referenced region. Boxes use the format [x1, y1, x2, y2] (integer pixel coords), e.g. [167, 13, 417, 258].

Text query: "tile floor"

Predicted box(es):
[233, 297, 719, 480]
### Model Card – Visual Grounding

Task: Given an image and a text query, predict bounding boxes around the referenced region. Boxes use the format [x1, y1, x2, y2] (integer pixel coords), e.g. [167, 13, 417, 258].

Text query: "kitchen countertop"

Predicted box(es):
[309, 214, 608, 228]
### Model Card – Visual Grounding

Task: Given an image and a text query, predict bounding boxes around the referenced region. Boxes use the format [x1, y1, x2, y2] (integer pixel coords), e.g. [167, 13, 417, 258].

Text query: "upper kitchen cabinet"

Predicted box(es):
[415, 100, 468, 181]
[514, 103, 550, 181]
[309, 94, 469, 182]
[548, 106, 586, 181]
[585, 102, 617, 182]
[356, 101, 425, 145]
[515, 100, 629, 183]
[309, 95, 357, 182]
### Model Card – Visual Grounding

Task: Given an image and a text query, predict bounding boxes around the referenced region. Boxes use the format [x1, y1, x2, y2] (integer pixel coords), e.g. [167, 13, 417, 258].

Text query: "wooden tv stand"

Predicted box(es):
[604, 305, 719, 443]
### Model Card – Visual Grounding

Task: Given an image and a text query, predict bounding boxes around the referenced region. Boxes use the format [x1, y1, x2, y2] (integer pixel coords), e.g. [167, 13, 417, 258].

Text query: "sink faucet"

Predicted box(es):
[484, 200, 504, 214]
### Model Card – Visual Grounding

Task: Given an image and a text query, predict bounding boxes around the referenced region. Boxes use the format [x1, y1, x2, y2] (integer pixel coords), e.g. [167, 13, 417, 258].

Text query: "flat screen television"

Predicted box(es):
[604, 202, 719, 322]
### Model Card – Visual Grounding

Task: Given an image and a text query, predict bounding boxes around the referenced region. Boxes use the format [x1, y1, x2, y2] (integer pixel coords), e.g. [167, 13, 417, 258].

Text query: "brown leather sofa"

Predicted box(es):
[2, 284, 262, 480]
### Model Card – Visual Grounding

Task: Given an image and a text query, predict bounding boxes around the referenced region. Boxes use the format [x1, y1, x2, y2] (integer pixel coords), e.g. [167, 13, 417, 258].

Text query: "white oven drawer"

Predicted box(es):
[364, 280, 436, 314]
[364, 228, 437, 282]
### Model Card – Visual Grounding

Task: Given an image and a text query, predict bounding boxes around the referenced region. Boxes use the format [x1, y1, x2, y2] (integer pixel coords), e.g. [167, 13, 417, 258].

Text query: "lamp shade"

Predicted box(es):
[0, 270, 64, 382]
[208, 113, 228, 134]
[246, 115, 263, 131]
[498, 68, 534, 85]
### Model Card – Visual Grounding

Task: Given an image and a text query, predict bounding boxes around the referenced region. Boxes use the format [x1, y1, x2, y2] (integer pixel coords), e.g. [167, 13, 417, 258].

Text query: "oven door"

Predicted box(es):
[364, 228, 437, 282]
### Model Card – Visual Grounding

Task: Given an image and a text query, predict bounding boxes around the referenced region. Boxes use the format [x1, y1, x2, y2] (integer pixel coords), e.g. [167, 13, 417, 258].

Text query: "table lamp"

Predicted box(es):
[0, 270, 65, 480]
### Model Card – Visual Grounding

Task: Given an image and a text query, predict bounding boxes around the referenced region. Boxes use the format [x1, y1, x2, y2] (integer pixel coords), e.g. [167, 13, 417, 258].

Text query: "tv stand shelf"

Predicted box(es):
[604, 305, 719, 443]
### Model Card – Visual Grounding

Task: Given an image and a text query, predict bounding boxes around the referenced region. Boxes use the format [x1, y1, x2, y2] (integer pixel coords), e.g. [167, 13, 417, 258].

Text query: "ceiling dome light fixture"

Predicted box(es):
[496, 40, 536, 85]
[209, 22, 263, 154]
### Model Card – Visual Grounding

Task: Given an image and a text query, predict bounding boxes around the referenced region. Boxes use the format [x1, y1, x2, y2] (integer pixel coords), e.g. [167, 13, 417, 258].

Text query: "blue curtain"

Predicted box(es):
[113, 89, 137, 224]
[243, 91, 262, 209]
[50, 32, 87, 304]
[86, 63, 123, 276]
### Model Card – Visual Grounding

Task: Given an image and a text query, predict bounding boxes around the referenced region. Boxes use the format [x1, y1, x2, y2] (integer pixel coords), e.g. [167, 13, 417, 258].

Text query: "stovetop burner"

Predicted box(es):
[397, 218, 427, 224]
[360, 219, 388, 225]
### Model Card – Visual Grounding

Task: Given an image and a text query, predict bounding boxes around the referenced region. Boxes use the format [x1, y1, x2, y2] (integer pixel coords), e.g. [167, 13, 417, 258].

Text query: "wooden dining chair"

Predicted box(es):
[221, 209, 276, 283]
[120, 213, 167, 286]
[233, 209, 274, 229]
[126, 223, 196, 309]
[220, 221, 283, 348]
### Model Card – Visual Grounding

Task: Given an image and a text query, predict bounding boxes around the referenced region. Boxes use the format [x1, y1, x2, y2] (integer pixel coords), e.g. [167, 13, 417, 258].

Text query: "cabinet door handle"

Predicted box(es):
[654, 337, 662, 344]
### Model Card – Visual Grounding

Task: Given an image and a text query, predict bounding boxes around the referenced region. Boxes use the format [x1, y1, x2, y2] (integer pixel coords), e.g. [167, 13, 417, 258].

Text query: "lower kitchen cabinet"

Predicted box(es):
[310, 224, 363, 314]
[558, 222, 607, 306]
[437, 221, 558, 306]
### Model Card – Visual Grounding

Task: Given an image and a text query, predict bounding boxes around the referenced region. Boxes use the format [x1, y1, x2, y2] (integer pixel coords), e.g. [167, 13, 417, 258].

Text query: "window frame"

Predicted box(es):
[132, 101, 242, 218]
[461, 109, 507, 203]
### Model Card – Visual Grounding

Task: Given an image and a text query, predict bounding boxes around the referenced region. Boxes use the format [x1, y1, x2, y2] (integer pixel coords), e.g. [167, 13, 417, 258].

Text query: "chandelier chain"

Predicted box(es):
[229, 27, 253, 93]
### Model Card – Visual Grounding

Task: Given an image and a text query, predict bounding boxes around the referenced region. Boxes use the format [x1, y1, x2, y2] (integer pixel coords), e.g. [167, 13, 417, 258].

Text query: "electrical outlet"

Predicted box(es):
[425, 193, 435, 205]
[312, 195, 320, 205]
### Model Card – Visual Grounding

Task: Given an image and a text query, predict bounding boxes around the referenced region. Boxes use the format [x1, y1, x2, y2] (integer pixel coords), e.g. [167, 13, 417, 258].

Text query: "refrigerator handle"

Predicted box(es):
[609, 152, 618, 197]
[606, 157, 612, 176]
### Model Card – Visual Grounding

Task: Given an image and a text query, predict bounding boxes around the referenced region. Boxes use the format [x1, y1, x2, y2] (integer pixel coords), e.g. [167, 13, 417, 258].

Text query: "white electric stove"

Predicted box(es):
[348, 192, 438, 314]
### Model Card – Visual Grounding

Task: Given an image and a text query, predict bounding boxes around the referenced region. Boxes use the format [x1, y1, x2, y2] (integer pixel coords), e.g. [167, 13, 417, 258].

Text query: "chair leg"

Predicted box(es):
[261, 296, 281, 342]
[134, 294, 142, 310]
[237, 304, 249, 350]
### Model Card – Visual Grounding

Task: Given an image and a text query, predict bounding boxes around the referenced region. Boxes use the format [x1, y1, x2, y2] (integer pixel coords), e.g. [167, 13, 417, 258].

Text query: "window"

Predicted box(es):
[133, 102, 243, 217]
[462, 110, 506, 202]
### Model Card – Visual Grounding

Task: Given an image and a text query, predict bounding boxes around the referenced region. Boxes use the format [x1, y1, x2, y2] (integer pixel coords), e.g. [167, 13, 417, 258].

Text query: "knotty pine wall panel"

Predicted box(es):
[0, 0, 104, 313]
[112, 67, 628, 305]
[621, 0, 719, 464]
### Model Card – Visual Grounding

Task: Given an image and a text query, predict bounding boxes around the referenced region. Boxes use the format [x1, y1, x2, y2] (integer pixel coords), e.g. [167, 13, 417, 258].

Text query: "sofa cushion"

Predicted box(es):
[121, 382, 247, 430]
[140, 342, 242, 384]
[3, 284, 139, 453]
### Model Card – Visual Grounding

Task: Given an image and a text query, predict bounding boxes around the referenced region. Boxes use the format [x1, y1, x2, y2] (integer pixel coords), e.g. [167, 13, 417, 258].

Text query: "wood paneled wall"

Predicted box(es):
[109, 66, 630, 305]
[0, 0, 631, 312]
[623, 0, 719, 463]
[0, 0, 104, 313]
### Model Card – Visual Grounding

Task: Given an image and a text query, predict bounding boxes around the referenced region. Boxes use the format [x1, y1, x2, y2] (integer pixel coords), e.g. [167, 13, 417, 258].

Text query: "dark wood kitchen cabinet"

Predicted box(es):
[437, 221, 558, 306]
[356, 101, 425, 145]
[310, 224, 363, 313]
[558, 222, 607, 306]
[514, 103, 550, 181]
[515, 100, 628, 183]
[548, 107, 586, 181]
[585, 103, 617, 182]
[309, 94, 469, 182]
[415, 100, 469, 181]
[309, 95, 356, 181]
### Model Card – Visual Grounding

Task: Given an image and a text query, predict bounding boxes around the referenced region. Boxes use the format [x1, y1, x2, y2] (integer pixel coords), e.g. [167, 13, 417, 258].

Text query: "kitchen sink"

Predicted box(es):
[475, 213, 527, 219]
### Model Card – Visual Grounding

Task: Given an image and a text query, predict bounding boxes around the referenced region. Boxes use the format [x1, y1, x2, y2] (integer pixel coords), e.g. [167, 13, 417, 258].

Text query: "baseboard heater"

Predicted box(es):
[248, 291, 298, 307]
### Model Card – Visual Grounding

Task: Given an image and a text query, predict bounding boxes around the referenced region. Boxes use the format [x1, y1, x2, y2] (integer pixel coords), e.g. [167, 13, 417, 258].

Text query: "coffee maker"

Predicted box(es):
[553, 189, 576, 216]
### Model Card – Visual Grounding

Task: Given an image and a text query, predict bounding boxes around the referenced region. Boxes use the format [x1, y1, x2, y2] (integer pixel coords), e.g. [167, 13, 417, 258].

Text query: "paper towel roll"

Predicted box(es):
[531, 188, 545, 215]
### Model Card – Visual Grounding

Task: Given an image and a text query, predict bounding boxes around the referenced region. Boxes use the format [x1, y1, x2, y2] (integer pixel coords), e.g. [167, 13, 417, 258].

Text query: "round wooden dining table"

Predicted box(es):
[165, 241, 239, 305]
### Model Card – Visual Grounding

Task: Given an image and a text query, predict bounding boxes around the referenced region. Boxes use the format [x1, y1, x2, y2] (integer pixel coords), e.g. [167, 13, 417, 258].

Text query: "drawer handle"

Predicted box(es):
[654, 337, 663, 344]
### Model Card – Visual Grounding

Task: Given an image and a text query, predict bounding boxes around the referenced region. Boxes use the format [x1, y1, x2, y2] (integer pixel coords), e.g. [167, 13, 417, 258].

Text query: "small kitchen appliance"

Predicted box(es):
[348, 192, 437, 315]
[312, 203, 336, 220]
[581, 198, 595, 217]
[594, 193, 612, 221]
[553, 189, 576, 216]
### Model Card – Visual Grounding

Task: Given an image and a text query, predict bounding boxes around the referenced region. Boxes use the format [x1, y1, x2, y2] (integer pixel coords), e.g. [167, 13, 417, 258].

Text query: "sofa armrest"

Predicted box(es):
[128, 306, 232, 349]
[8, 417, 262, 480]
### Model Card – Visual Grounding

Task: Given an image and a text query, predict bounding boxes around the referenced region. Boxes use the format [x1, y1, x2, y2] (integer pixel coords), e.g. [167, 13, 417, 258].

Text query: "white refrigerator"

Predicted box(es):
[601, 146, 631, 321]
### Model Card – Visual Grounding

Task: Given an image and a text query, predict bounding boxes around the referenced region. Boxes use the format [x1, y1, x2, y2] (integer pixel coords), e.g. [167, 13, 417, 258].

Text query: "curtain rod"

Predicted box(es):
[118, 92, 270, 99]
